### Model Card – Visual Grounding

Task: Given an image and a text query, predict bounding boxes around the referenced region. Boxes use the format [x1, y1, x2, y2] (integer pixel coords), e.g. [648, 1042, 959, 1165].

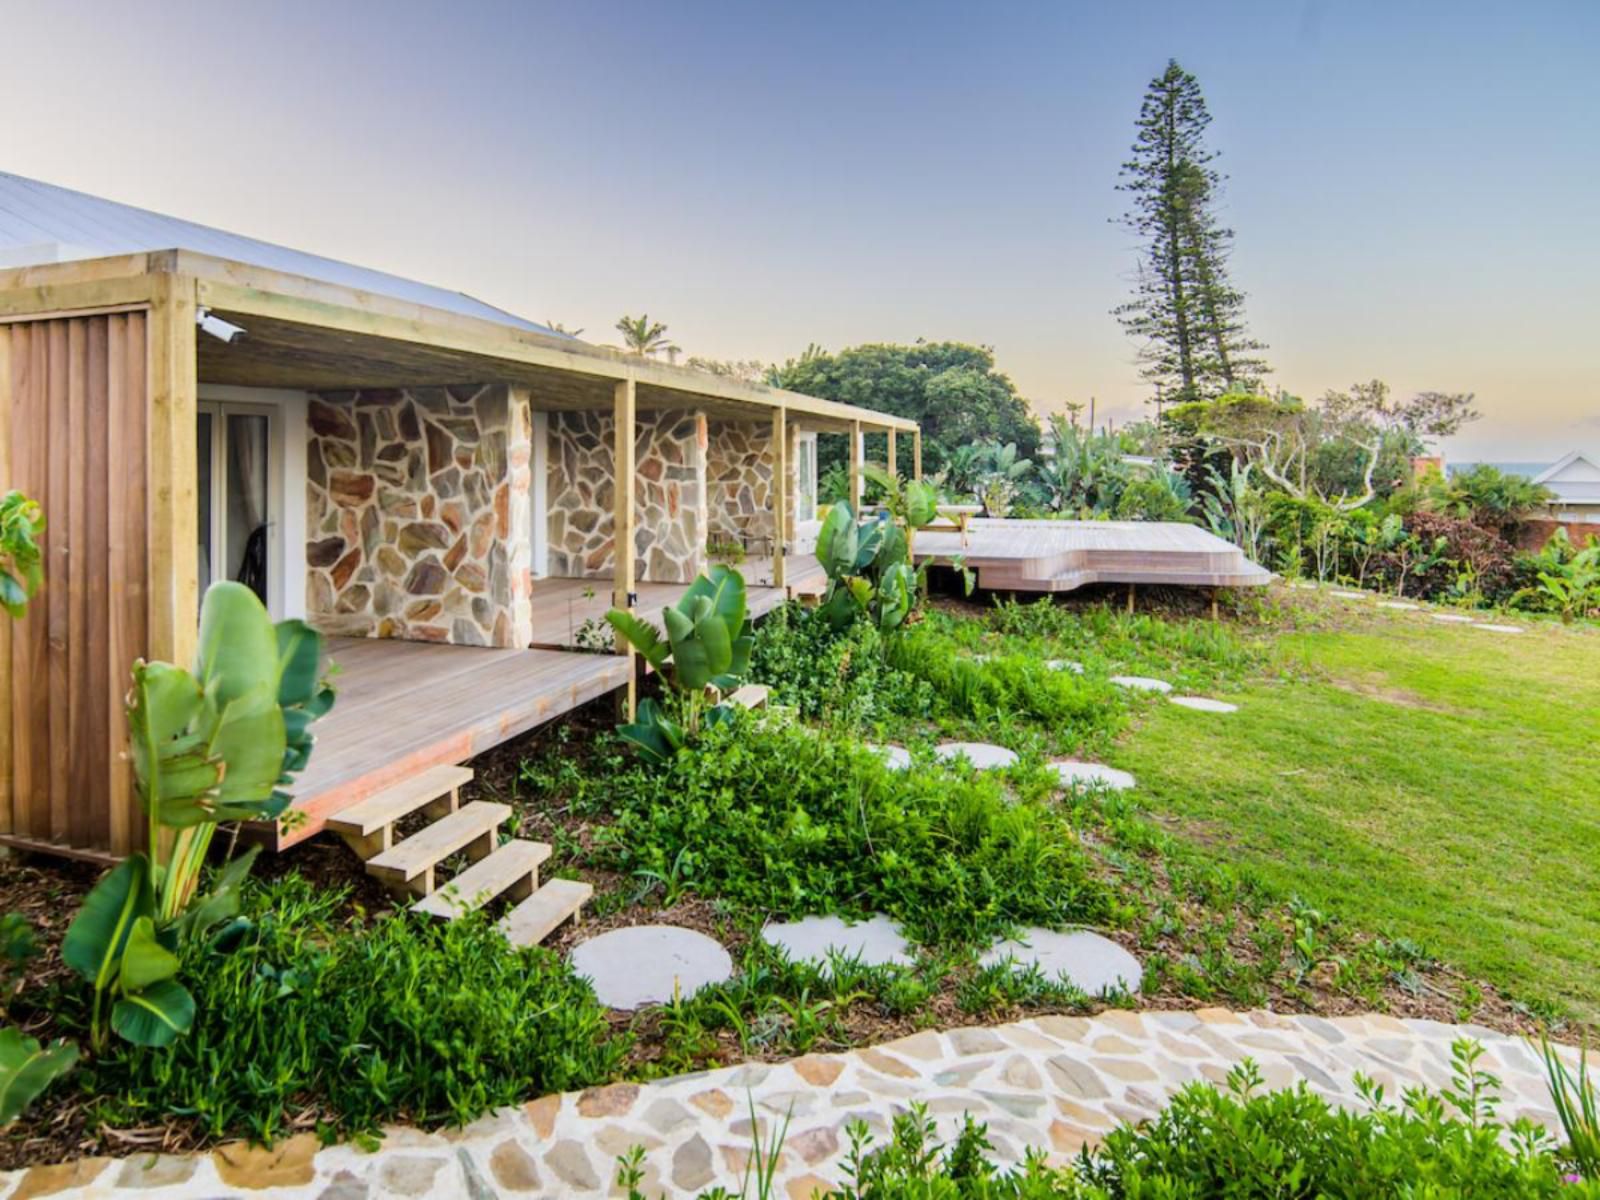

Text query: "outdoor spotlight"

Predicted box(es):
[195, 307, 247, 344]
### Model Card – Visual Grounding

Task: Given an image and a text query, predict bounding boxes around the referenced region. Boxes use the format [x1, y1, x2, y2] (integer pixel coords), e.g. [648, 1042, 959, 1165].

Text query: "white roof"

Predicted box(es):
[0, 171, 563, 338]
[1533, 451, 1600, 505]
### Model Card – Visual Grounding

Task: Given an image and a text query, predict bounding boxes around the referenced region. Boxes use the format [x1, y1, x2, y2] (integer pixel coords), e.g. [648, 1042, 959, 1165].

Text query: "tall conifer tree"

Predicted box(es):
[1116, 60, 1268, 402]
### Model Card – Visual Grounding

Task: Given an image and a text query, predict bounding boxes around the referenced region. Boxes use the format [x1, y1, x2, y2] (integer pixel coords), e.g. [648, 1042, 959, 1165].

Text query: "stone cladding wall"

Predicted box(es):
[304, 385, 532, 647]
[546, 408, 706, 583]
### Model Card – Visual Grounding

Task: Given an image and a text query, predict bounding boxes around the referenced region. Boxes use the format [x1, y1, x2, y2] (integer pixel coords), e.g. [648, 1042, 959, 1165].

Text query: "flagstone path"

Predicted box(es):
[13, 1009, 1588, 1200]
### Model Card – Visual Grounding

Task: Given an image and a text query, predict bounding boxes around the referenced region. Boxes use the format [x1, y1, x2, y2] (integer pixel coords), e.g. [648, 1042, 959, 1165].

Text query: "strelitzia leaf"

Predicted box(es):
[0, 1028, 78, 1125]
[111, 979, 195, 1047]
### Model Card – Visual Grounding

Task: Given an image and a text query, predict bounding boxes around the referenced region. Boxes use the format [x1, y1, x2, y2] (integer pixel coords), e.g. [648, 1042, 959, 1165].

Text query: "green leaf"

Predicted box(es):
[0, 1028, 78, 1125]
[117, 917, 180, 992]
[604, 609, 671, 669]
[111, 979, 195, 1047]
[677, 564, 748, 638]
[62, 856, 154, 990]
[194, 582, 279, 708]
[816, 503, 859, 580]
[904, 481, 940, 528]
[617, 698, 685, 764]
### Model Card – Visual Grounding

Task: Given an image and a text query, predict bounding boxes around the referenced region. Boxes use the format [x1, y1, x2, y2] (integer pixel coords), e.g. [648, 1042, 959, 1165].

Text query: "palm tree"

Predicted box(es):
[544, 319, 584, 337]
[615, 314, 678, 359]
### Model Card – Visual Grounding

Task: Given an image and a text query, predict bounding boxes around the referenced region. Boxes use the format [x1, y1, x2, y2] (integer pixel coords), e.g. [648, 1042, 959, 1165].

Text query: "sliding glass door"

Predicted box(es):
[196, 402, 276, 610]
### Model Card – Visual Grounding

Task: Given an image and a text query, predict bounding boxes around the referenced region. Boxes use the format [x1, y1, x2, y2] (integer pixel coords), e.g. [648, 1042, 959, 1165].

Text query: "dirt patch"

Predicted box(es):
[1328, 677, 1457, 713]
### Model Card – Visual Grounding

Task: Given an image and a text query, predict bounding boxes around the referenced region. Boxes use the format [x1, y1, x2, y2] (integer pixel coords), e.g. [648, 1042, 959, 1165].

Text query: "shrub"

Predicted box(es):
[751, 603, 934, 729]
[78, 875, 624, 1142]
[590, 721, 1117, 948]
[802, 1045, 1597, 1198]
[1379, 511, 1515, 603]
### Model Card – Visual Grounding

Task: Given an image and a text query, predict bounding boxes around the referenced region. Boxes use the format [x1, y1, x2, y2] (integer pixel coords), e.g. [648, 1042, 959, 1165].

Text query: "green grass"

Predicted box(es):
[1112, 609, 1600, 1020]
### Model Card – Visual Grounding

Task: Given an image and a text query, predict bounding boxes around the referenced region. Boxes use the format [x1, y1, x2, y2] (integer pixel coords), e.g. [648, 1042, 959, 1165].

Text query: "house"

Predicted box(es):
[1530, 451, 1600, 524]
[0, 171, 918, 864]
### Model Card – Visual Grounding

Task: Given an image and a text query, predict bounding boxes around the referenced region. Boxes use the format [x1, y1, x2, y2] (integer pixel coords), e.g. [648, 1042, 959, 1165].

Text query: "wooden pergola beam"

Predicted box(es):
[771, 406, 787, 589]
[849, 419, 863, 510]
[612, 378, 638, 719]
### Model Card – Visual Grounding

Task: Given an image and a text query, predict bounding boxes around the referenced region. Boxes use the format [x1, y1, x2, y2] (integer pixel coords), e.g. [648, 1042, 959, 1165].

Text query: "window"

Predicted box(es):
[197, 401, 277, 611]
[796, 432, 819, 523]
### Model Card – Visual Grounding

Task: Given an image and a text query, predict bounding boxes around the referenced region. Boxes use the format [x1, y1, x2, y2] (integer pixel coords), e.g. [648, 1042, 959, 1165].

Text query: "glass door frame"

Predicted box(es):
[197, 398, 284, 618]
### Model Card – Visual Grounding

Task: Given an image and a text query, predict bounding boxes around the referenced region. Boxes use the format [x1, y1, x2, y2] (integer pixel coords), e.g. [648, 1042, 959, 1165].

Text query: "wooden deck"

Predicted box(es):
[915, 519, 1272, 592]
[277, 638, 629, 849]
[527, 560, 828, 649]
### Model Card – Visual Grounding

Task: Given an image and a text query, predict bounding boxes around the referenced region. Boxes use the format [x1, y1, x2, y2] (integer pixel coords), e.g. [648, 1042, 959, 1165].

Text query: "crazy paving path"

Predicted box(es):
[6, 1009, 1590, 1199]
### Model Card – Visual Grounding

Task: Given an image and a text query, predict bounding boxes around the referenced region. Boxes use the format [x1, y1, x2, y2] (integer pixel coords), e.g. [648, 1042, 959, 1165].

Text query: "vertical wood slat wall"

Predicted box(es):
[1, 312, 149, 856]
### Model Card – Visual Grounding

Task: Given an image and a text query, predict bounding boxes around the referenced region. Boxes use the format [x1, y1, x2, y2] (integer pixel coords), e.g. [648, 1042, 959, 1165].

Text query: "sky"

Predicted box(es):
[2, 0, 1595, 461]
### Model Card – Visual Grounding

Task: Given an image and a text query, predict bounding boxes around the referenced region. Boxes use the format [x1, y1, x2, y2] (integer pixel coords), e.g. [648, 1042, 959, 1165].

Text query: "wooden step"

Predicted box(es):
[726, 683, 769, 710]
[326, 765, 473, 859]
[366, 800, 509, 897]
[499, 878, 593, 947]
[413, 839, 551, 919]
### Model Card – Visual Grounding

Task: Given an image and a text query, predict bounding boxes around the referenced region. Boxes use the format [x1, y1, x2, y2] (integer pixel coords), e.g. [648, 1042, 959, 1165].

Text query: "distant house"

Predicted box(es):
[1530, 452, 1600, 524]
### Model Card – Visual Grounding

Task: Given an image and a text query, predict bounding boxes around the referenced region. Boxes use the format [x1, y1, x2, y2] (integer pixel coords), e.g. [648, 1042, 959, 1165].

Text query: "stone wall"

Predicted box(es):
[305, 385, 532, 647]
[547, 409, 707, 583]
[705, 419, 775, 549]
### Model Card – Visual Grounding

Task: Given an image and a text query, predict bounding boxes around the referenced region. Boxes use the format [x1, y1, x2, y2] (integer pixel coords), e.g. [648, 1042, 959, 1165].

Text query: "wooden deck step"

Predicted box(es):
[727, 683, 769, 710]
[499, 878, 593, 947]
[325, 765, 474, 858]
[366, 800, 509, 897]
[413, 839, 551, 919]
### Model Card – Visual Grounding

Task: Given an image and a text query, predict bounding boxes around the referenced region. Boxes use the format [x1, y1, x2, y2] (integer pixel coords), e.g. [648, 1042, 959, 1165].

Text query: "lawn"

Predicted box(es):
[1114, 600, 1600, 1021]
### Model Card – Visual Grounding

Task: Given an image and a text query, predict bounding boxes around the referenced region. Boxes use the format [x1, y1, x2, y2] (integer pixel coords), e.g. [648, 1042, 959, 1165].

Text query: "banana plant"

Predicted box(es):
[815, 497, 955, 635]
[64, 582, 334, 1049]
[0, 1027, 78, 1125]
[607, 566, 754, 759]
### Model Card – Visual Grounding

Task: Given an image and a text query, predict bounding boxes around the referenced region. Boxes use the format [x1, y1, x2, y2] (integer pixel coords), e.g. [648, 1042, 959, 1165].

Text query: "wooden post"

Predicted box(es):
[912, 428, 922, 483]
[145, 274, 199, 668]
[1210, 588, 1220, 621]
[849, 419, 863, 511]
[886, 428, 897, 481]
[1126, 582, 1136, 615]
[612, 378, 637, 719]
[0, 326, 10, 836]
[771, 406, 786, 589]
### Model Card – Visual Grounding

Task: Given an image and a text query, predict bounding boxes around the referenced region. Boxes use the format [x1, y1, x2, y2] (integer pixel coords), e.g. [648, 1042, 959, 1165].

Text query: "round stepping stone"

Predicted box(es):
[1378, 601, 1420, 611]
[934, 742, 1018, 769]
[1290, 581, 1318, 590]
[761, 914, 913, 972]
[1170, 696, 1238, 713]
[1109, 675, 1172, 694]
[570, 925, 733, 1010]
[1430, 613, 1475, 624]
[1045, 659, 1084, 674]
[980, 928, 1142, 996]
[1331, 590, 1367, 600]
[870, 744, 912, 770]
[1050, 760, 1136, 791]
[1473, 623, 1524, 634]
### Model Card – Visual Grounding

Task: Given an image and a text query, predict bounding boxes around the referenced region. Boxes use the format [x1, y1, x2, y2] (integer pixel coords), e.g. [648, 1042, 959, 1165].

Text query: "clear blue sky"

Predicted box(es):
[3, 0, 1595, 459]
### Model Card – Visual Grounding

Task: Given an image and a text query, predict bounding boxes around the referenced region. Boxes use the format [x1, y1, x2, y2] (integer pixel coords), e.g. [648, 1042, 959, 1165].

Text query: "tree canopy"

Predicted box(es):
[769, 341, 1040, 477]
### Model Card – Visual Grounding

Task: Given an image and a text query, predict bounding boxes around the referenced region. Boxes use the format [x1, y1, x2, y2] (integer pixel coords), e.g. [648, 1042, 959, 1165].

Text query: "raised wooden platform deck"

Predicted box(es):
[527, 560, 828, 649]
[915, 519, 1272, 593]
[277, 638, 629, 849]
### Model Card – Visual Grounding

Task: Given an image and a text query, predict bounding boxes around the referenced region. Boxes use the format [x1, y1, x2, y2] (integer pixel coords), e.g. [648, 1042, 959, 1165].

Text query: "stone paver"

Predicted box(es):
[980, 929, 1143, 996]
[1109, 675, 1172, 694]
[1430, 613, 1476, 623]
[1045, 659, 1084, 674]
[1377, 600, 1420, 610]
[934, 742, 1018, 770]
[870, 744, 912, 770]
[1331, 590, 1367, 600]
[569, 925, 733, 1010]
[1169, 696, 1238, 713]
[1050, 761, 1136, 791]
[1473, 623, 1525, 634]
[4, 1010, 1588, 1200]
[762, 914, 914, 972]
